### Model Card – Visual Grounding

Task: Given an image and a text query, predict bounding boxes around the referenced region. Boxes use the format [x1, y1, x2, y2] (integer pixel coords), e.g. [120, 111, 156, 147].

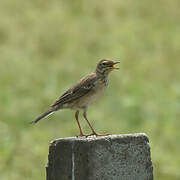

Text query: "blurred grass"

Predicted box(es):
[0, 0, 180, 179]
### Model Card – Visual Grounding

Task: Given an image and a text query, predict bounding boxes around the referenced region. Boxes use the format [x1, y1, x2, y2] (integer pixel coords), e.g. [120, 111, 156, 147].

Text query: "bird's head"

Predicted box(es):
[96, 59, 120, 76]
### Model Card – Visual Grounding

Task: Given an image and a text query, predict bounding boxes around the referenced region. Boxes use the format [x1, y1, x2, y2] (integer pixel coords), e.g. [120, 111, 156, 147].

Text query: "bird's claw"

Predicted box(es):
[85, 132, 110, 137]
[76, 132, 110, 138]
[76, 133, 88, 137]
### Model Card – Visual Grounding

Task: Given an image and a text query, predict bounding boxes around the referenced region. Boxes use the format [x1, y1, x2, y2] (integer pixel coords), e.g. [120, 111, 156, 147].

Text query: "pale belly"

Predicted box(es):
[82, 86, 105, 106]
[70, 83, 107, 110]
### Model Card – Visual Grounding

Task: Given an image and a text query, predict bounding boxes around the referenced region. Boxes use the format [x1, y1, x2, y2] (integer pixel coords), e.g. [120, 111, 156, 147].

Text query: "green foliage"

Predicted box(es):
[0, 0, 180, 179]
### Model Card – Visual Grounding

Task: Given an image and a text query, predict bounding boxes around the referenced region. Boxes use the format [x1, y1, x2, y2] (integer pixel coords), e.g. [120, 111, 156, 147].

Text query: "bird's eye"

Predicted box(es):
[102, 63, 106, 66]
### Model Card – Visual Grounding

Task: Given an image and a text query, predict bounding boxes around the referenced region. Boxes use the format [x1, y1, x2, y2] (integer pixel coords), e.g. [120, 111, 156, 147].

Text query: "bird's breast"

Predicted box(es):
[68, 78, 108, 110]
[82, 79, 107, 106]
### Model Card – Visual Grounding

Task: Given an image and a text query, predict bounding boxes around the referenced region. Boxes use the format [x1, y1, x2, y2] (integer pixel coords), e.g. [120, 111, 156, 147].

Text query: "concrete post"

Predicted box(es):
[46, 133, 153, 180]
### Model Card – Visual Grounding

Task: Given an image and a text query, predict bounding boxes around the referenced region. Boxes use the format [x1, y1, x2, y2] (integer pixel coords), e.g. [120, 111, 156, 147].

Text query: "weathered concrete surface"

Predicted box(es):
[46, 133, 153, 180]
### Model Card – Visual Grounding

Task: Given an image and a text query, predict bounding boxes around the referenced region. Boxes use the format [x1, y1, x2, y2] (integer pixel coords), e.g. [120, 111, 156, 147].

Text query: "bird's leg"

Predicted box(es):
[83, 110, 100, 136]
[75, 110, 86, 137]
[83, 110, 110, 137]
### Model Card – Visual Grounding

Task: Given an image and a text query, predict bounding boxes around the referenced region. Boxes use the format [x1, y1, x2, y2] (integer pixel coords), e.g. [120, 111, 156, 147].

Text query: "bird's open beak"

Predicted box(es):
[112, 62, 120, 70]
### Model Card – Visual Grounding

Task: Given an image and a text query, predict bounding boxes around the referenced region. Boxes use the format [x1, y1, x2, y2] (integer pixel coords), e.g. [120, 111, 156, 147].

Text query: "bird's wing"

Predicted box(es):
[51, 73, 97, 108]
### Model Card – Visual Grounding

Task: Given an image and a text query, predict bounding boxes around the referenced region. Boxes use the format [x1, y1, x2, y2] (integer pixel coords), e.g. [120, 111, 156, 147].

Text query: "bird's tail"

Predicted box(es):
[30, 109, 55, 124]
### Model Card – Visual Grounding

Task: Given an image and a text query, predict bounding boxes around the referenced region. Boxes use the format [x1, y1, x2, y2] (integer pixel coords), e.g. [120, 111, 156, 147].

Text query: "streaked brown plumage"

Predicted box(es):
[31, 59, 119, 136]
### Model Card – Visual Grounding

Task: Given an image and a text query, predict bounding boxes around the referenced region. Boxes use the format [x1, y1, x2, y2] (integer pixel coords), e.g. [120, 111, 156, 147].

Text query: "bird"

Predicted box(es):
[31, 59, 119, 136]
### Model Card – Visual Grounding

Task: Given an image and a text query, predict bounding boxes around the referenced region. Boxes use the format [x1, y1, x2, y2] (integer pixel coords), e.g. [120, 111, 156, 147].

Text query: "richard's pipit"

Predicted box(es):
[31, 59, 119, 136]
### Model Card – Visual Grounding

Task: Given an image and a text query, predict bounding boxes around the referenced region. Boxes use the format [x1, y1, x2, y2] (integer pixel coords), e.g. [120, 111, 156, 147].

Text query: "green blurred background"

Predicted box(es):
[0, 0, 180, 179]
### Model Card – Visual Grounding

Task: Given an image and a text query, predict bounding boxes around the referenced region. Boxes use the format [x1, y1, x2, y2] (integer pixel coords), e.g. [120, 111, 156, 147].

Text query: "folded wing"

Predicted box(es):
[51, 73, 97, 109]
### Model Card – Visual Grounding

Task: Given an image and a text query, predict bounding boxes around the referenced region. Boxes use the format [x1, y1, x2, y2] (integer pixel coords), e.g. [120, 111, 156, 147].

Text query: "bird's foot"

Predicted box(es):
[85, 132, 110, 137]
[76, 132, 110, 138]
[76, 133, 88, 137]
